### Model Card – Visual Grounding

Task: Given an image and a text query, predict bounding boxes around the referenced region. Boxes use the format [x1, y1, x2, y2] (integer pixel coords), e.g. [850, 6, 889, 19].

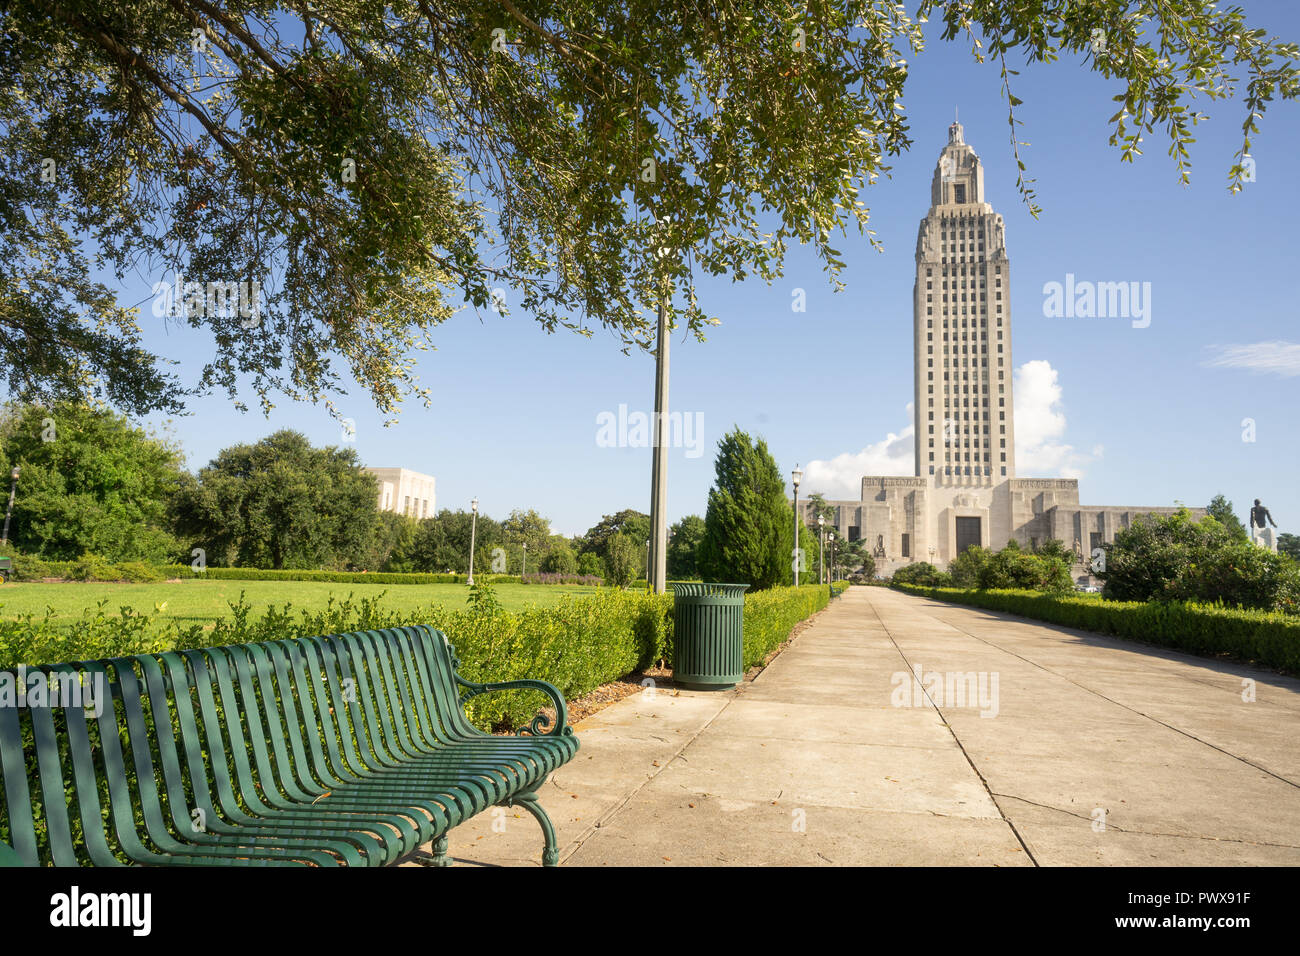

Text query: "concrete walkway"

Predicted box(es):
[435, 587, 1300, 866]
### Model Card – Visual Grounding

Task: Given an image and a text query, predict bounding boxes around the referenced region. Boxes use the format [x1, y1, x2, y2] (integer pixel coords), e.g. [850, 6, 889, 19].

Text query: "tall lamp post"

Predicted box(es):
[467, 497, 479, 586]
[791, 465, 802, 586]
[2, 466, 17, 546]
[817, 515, 825, 585]
[828, 529, 836, 583]
[521, 541, 527, 578]
[648, 289, 669, 595]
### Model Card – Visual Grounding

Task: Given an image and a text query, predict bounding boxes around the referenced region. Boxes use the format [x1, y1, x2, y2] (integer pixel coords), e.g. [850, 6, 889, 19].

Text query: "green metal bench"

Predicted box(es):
[0, 625, 578, 866]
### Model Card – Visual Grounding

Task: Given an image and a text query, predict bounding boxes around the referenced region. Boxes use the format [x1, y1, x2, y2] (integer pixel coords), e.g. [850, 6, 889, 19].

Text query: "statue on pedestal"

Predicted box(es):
[1250, 499, 1278, 552]
[873, 534, 886, 558]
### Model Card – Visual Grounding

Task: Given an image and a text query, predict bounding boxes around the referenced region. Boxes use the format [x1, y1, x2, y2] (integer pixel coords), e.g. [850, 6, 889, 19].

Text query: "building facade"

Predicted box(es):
[803, 122, 1201, 580]
[365, 467, 436, 519]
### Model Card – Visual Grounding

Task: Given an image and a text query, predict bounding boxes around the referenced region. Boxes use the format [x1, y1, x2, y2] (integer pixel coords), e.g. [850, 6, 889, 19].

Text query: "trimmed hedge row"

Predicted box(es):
[4, 559, 602, 587]
[0, 584, 831, 728]
[892, 583, 1300, 675]
[734, 585, 830, 668]
[161, 567, 526, 584]
[7, 554, 169, 583]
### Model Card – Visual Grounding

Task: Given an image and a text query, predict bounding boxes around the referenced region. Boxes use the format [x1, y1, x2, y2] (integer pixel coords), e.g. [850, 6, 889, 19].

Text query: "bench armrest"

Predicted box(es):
[454, 675, 572, 737]
[0, 841, 31, 867]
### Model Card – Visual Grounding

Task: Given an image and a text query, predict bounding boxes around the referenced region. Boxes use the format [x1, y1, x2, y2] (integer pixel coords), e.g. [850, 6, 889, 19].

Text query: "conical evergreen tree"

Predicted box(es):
[697, 428, 794, 590]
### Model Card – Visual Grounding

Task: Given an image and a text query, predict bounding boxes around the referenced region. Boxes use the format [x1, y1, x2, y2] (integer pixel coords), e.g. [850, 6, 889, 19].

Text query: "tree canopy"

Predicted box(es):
[1207, 494, 1250, 542]
[0, 401, 184, 561]
[4, 1, 1294, 416]
[578, 509, 650, 562]
[667, 514, 706, 579]
[171, 429, 379, 568]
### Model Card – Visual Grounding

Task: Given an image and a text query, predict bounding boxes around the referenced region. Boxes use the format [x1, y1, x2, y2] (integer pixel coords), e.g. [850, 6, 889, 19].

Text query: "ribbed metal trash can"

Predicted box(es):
[669, 583, 750, 690]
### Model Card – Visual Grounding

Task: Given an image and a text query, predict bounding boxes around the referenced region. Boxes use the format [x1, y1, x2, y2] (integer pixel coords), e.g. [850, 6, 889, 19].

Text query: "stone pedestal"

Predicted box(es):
[1251, 527, 1277, 552]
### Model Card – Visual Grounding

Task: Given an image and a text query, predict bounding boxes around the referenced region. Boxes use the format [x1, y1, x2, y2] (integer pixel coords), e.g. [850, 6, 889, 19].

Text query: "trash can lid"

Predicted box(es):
[667, 582, 751, 597]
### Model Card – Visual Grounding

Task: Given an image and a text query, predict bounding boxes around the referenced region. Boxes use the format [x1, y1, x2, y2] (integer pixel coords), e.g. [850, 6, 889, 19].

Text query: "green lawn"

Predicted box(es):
[0, 579, 602, 626]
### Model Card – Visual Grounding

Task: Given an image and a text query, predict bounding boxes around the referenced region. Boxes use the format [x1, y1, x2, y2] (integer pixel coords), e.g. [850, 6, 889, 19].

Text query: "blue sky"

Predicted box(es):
[113, 3, 1300, 537]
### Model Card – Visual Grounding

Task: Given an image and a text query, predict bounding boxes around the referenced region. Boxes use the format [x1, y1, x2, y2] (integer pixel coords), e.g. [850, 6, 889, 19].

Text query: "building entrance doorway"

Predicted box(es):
[955, 516, 982, 556]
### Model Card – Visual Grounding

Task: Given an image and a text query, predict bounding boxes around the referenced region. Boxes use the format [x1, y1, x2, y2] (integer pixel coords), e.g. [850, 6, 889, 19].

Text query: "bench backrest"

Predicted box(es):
[0, 625, 467, 866]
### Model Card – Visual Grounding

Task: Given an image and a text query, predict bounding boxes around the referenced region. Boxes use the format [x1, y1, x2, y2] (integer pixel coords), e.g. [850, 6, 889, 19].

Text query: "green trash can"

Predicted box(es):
[669, 583, 750, 690]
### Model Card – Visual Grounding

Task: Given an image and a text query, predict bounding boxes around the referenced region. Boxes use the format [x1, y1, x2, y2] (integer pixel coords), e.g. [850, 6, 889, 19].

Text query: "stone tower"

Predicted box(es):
[912, 120, 1015, 487]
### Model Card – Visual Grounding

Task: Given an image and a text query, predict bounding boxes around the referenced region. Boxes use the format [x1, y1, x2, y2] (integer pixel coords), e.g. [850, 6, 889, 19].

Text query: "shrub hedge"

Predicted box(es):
[519, 572, 603, 586]
[161, 566, 527, 585]
[0, 584, 830, 728]
[7, 553, 171, 583]
[730, 585, 830, 667]
[2, 557, 605, 586]
[890, 562, 952, 587]
[892, 583, 1300, 675]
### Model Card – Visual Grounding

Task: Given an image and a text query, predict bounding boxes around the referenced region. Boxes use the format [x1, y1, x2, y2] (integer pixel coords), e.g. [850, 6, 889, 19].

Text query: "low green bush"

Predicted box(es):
[976, 541, 1073, 593]
[947, 546, 990, 587]
[0, 601, 162, 668]
[892, 583, 1300, 675]
[66, 553, 118, 582]
[0, 583, 829, 728]
[112, 561, 166, 583]
[736, 584, 829, 667]
[162, 566, 524, 585]
[7, 554, 74, 581]
[7, 554, 169, 583]
[1101, 510, 1300, 614]
[890, 562, 952, 587]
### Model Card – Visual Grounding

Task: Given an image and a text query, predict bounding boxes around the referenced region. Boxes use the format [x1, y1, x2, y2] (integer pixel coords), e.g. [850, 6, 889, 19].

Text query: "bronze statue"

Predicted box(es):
[1250, 499, 1277, 531]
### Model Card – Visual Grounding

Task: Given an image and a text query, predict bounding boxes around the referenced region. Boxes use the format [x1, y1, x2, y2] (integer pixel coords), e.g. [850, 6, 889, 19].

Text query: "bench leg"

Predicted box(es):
[408, 833, 452, 867]
[505, 792, 559, 867]
[431, 835, 451, 867]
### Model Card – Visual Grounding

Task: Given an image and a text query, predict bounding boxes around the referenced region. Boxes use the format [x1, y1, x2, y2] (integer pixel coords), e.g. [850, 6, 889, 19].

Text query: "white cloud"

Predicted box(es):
[802, 403, 914, 499]
[1013, 359, 1098, 478]
[802, 362, 1099, 496]
[1203, 341, 1300, 377]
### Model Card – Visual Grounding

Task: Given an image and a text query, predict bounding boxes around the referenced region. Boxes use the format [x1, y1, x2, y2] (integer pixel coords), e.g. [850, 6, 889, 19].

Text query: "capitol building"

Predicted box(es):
[802, 121, 1198, 579]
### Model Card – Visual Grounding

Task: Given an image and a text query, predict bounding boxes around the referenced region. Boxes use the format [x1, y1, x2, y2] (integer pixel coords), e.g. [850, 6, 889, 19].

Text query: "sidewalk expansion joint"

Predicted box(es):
[991, 793, 1300, 849]
[869, 597, 1042, 867]
[558, 691, 738, 863]
[913, 602, 1300, 791]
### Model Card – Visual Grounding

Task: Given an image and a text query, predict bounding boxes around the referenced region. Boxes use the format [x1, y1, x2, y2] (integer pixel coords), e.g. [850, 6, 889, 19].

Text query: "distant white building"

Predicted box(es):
[365, 467, 436, 518]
